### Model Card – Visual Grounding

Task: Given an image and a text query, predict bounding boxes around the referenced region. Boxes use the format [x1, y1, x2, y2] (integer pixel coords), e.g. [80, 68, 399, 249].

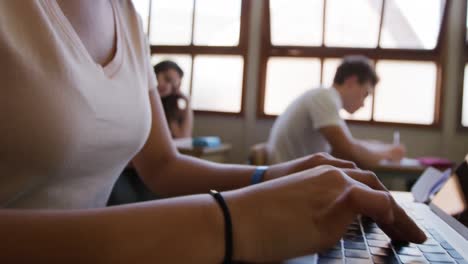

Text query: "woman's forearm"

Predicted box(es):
[133, 92, 257, 196]
[136, 153, 256, 197]
[0, 195, 224, 263]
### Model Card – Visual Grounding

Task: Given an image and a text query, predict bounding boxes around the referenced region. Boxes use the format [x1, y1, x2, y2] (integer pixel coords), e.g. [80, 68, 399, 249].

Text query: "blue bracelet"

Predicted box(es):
[250, 166, 269, 185]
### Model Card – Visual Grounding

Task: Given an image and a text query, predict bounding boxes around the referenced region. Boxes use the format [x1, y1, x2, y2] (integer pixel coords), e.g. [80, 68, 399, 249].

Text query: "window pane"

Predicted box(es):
[151, 54, 192, 96]
[466, 3, 468, 43]
[270, 0, 323, 46]
[463, 65, 468, 127]
[191, 56, 244, 113]
[322, 58, 341, 88]
[264, 58, 321, 115]
[150, 0, 193, 45]
[380, 0, 445, 49]
[193, 0, 241, 46]
[325, 0, 382, 48]
[322, 58, 372, 121]
[374, 61, 437, 124]
[132, 0, 150, 34]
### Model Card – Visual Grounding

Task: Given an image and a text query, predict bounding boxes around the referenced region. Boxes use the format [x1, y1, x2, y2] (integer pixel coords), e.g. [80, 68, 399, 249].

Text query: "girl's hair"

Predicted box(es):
[154, 60, 186, 133]
[153, 60, 184, 77]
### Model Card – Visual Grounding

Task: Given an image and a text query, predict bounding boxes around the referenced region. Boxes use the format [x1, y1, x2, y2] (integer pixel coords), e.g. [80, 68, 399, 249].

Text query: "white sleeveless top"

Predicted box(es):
[0, 0, 156, 209]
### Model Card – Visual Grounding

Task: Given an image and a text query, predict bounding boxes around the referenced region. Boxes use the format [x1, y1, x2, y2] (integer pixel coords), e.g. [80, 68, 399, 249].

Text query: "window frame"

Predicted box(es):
[460, 0, 468, 131]
[144, 0, 251, 116]
[258, 0, 449, 128]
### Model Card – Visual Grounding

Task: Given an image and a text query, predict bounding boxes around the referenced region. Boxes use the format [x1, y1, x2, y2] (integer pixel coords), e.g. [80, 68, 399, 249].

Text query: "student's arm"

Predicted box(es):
[0, 167, 426, 263]
[358, 139, 406, 160]
[0, 195, 224, 263]
[320, 125, 405, 169]
[132, 91, 356, 197]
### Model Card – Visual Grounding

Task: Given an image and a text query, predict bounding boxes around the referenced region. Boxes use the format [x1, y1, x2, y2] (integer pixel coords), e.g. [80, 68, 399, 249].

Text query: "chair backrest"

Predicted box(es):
[248, 142, 268, 165]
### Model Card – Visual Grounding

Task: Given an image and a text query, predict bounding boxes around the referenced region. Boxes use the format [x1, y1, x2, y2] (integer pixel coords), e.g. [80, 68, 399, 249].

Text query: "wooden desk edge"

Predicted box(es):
[371, 165, 426, 174]
[177, 144, 232, 157]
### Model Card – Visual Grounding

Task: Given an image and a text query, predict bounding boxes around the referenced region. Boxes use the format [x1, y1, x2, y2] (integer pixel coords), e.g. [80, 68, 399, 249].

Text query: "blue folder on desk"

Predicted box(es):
[192, 136, 221, 148]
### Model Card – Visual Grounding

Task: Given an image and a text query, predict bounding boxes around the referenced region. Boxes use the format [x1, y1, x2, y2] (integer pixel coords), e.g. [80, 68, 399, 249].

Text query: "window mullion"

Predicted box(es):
[190, 0, 197, 46]
[147, 0, 153, 38]
[189, 0, 196, 96]
[376, 0, 386, 48]
[321, 0, 327, 47]
[189, 56, 195, 96]
[320, 57, 324, 85]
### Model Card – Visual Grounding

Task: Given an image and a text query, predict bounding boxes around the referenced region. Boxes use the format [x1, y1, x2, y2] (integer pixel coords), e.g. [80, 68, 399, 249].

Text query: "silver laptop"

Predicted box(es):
[285, 159, 468, 264]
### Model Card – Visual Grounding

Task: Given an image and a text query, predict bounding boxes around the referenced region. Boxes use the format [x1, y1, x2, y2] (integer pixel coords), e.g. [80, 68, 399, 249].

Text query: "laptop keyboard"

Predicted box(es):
[318, 206, 467, 264]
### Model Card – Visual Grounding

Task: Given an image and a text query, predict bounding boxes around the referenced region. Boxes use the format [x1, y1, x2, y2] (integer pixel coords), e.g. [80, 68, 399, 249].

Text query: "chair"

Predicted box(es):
[248, 142, 268, 165]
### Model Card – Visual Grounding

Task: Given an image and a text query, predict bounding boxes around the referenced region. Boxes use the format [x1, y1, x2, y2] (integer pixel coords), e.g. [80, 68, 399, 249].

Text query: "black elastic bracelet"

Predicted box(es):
[209, 190, 233, 264]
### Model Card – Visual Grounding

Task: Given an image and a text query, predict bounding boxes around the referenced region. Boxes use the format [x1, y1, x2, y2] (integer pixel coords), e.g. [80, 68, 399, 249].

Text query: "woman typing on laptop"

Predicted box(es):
[0, 1, 425, 263]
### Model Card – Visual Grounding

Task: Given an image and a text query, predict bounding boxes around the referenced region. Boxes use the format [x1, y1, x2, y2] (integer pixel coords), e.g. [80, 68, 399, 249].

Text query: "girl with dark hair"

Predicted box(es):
[154, 60, 193, 138]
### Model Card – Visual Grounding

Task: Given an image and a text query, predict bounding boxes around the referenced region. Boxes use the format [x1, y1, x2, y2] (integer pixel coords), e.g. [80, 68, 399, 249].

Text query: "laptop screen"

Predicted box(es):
[431, 160, 468, 228]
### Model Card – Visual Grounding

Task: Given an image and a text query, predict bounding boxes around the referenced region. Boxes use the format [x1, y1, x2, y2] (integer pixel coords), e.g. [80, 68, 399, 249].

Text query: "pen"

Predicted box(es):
[393, 130, 400, 145]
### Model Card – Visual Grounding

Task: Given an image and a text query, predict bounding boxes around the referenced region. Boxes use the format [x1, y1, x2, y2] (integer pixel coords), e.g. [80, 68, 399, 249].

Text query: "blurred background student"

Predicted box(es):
[154, 60, 193, 138]
[110, 60, 194, 204]
[268, 56, 405, 168]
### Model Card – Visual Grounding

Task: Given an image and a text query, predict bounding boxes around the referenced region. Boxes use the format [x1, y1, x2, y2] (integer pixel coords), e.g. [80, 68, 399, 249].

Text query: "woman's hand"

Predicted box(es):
[225, 166, 426, 263]
[173, 92, 190, 109]
[263, 152, 357, 181]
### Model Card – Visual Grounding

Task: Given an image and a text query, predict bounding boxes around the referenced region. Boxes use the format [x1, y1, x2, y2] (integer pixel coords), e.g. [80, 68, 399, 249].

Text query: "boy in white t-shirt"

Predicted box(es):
[268, 55, 405, 168]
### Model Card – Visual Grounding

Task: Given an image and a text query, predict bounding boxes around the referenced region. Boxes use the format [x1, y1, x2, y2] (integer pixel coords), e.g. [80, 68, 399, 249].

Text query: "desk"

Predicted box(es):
[370, 158, 427, 191]
[174, 138, 232, 163]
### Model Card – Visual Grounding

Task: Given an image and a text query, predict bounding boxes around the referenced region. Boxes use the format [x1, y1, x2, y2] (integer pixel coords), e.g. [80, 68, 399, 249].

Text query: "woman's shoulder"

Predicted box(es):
[114, 0, 145, 37]
[114, 0, 141, 23]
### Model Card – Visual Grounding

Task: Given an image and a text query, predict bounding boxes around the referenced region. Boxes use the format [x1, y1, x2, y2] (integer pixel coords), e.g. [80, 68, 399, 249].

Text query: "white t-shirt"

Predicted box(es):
[267, 87, 346, 163]
[0, 1, 156, 209]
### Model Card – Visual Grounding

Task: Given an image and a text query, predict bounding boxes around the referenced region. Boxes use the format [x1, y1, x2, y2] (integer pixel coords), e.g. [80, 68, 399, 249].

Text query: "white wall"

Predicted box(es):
[193, 0, 468, 164]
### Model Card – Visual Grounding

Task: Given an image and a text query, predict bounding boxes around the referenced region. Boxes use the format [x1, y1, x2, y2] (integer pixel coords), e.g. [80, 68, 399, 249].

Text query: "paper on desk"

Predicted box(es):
[411, 167, 452, 203]
[173, 137, 192, 148]
[400, 157, 423, 166]
[380, 157, 422, 167]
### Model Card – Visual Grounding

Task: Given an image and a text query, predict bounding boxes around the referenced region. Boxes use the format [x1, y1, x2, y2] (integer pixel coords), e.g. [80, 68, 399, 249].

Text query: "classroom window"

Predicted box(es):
[270, 0, 323, 46]
[466, 2, 468, 43]
[264, 57, 321, 115]
[462, 3, 468, 128]
[132, 0, 150, 34]
[463, 65, 468, 128]
[191, 55, 244, 113]
[374, 61, 437, 125]
[193, 0, 241, 46]
[133, 0, 248, 114]
[259, 0, 446, 126]
[150, 0, 193, 45]
[325, 0, 382, 48]
[380, 0, 444, 50]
